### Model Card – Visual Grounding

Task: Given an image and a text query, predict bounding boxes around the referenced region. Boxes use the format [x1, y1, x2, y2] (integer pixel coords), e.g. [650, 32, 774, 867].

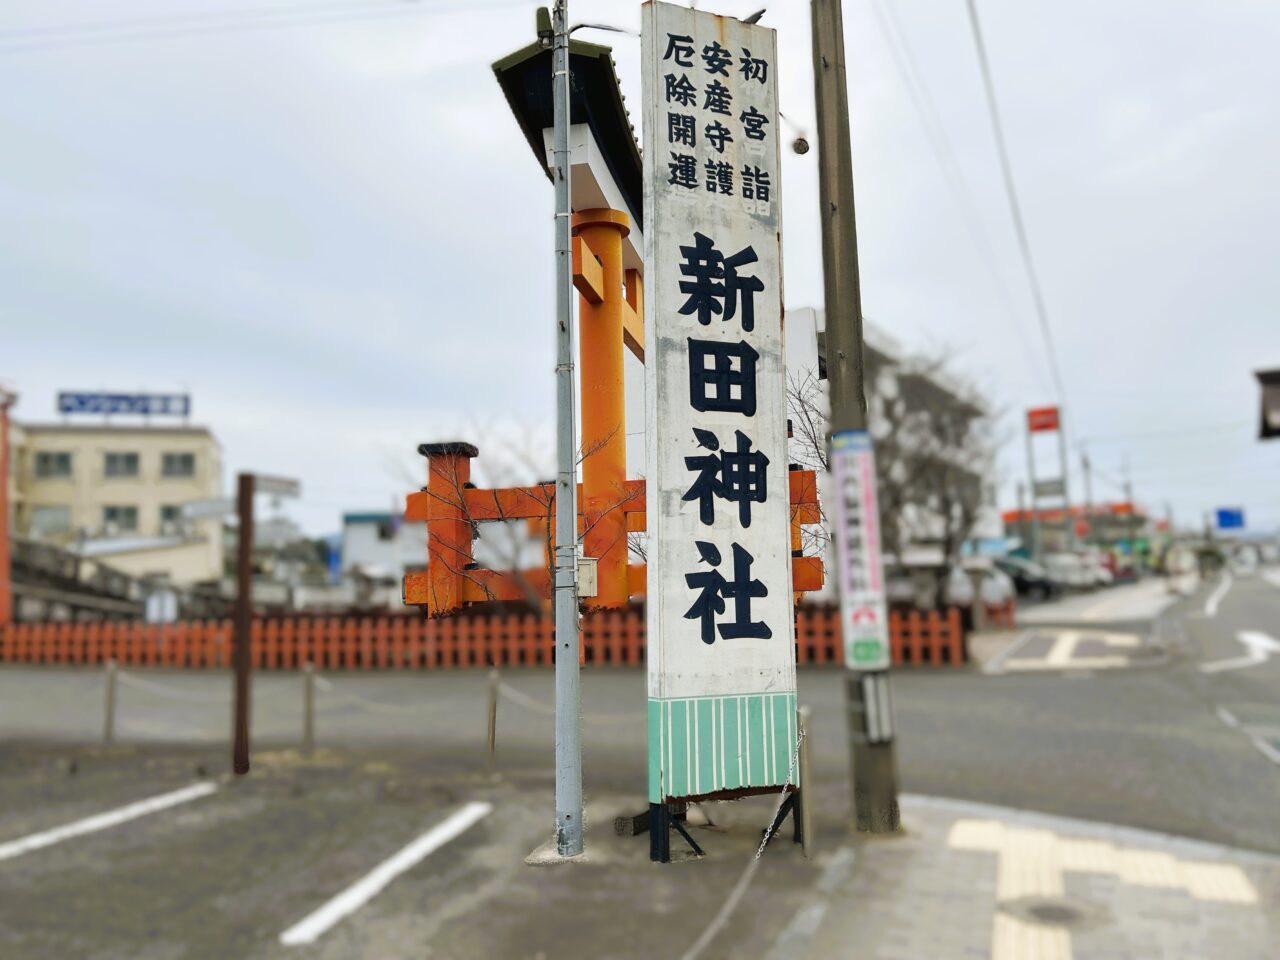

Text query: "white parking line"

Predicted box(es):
[1204, 574, 1232, 617]
[1046, 631, 1081, 667]
[279, 801, 492, 946]
[1199, 631, 1280, 674]
[0, 782, 217, 861]
[1215, 706, 1240, 729]
[1250, 736, 1280, 765]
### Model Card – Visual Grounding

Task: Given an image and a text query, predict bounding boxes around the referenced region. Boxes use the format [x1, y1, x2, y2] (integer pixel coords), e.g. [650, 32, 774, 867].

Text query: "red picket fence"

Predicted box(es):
[0, 605, 971, 669]
[985, 599, 1017, 630]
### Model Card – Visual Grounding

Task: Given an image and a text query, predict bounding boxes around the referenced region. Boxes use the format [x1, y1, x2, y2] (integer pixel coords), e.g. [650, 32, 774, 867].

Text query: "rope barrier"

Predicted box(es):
[496, 682, 644, 726]
[116, 670, 230, 705]
[312, 674, 452, 717]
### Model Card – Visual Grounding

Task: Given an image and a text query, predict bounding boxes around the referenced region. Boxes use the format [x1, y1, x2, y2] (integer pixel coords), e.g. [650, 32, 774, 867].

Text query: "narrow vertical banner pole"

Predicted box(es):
[1025, 424, 1040, 562]
[551, 0, 583, 859]
[0, 392, 15, 627]
[233, 472, 254, 776]
[1058, 415, 1073, 551]
[813, 0, 900, 834]
[1081, 449, 1093, 545]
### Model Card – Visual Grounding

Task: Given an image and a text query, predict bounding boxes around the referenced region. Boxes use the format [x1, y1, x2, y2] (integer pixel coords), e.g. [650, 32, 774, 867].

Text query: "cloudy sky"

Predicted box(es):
[3, 0, 1277, 536]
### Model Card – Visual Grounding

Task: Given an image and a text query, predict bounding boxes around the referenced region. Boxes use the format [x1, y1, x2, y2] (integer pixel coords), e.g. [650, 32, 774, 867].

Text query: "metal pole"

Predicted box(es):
[1025, 425, 1040, 562]
[813, 0, 900, 834]
[233, 472, 254, 776]
[1124, 456, 1137, 573]
[1058, 420, 1073, 551]
[487, 667, 499, 771]
[302, 661, 315, 757]
[0, 391, 15, 627]
[797, 706, 814, 858]
[551, 0, 583, 858]
[103, 659, 117, 745]
[1081, 449, 1093, 546]
[1016, 480, 1027, 552]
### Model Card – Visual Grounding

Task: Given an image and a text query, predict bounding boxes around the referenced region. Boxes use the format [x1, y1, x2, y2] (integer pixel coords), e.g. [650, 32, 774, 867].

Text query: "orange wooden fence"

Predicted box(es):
[0, 605, 972, 669]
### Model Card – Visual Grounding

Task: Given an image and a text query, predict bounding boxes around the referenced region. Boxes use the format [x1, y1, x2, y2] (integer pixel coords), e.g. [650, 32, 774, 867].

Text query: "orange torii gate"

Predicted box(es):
[403, 208, 824, 616]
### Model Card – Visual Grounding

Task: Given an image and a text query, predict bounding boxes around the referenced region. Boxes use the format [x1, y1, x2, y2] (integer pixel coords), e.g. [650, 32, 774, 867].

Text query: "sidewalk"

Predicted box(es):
[787, 795, 1280, 960]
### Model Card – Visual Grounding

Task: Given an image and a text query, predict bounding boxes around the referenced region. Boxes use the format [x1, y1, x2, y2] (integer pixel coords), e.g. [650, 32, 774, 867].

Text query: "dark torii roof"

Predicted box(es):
[492, 39, 643, 231]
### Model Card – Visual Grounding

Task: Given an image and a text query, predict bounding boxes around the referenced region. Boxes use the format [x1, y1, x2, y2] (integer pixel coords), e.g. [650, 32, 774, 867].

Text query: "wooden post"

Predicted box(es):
[0, 391, 15, 627]
[486, 667, 499, 771]
[302, 662, 315, 757]
[233, 472, 254, 776]
[102, 659, 117, 745]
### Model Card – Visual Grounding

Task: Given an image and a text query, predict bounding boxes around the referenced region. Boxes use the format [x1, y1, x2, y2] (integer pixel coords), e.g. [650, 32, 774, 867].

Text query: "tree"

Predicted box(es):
[788, 348, 998, 607]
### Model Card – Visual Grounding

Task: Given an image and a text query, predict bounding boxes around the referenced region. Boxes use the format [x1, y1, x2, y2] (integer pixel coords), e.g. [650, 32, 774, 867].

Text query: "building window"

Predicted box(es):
[31, 505, 71, 537]
[104, 452, 140, 478]
[162, 452, 196, 478]
[102, 505, 139, 533]
[34, 451, 73, 479]
[159, 504, 184, 535]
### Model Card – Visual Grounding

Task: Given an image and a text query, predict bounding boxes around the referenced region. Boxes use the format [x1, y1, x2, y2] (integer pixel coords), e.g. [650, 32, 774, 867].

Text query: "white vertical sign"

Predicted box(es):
[643, 1, 795, 803]
[830, 430, 891, 670]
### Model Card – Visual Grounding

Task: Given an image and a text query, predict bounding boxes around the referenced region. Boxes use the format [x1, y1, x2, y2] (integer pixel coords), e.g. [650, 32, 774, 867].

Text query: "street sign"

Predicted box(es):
[1026, 406, 1060, 433]
[58, 392, 190, 417]
[1033, 478, 1065, 498]
[1215, 507, 1245, 530]
[181, 498, 235, 520]
[253, 474, 301, 498]
[831, 430, 890, 670]
[643, 2, 795, 804]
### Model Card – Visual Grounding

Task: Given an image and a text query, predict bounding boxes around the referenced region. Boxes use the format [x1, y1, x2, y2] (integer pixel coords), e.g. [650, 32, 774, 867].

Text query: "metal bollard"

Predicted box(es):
[797, 705, 813, 858]
[103, 659, 117, 745]
[302, 662, 315, 757]
[486, 667, 499, 770]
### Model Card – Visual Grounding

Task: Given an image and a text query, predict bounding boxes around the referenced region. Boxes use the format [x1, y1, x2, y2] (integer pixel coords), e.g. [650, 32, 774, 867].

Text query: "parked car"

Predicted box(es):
[1083, 552, 1114, 587]
[992, 555, 1062, 600]
[1043, 552, 1096, 591]
[941, 565, 1015, 609]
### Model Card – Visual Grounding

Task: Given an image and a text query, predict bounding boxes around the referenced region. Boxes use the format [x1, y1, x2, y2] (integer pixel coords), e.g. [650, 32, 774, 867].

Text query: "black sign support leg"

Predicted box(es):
[649, 802, 671, 863]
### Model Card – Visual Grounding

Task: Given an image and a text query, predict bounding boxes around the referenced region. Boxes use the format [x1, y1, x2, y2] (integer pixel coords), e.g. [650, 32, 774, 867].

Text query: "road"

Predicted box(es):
[1, 573, 1279, 957]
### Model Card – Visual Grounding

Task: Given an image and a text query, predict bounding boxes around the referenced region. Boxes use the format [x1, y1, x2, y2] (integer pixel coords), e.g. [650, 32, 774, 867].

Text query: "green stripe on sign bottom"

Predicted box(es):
[648, 693, 797, 803]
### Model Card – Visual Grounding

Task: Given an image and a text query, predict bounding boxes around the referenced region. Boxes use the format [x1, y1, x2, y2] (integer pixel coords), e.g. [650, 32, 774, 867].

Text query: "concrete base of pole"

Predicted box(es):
[524, 837, 592, 866]
[849, 742, 902, 833]
[846, 674, 902, 834]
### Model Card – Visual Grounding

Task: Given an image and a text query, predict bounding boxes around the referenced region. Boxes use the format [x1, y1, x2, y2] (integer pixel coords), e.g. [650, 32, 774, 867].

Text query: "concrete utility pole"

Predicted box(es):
[1123, 455, 1138, 569]
[0, 390, 15, 626]
[1058, 419, 1074, 551]
[550, 0, 584, 858]
[1081, 448, 1093, 546]
[233, 472, 254, 775]
[1025, 427, 1040, 562]
[1016, 480, 1028, 550]
[812, 0, 900, 834]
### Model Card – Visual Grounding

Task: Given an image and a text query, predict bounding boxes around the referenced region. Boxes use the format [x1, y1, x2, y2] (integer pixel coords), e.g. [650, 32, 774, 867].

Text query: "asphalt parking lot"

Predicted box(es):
[0, 741, 825, 960]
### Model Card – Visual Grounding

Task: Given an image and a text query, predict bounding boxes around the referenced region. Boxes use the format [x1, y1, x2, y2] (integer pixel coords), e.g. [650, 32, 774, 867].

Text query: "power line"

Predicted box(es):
[867, 0, 1054, 396]
[962, 0, 1067, 405]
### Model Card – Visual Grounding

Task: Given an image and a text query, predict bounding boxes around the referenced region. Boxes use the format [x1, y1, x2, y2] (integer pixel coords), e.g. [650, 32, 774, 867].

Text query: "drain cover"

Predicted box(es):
[998, 895, 1105, 930]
